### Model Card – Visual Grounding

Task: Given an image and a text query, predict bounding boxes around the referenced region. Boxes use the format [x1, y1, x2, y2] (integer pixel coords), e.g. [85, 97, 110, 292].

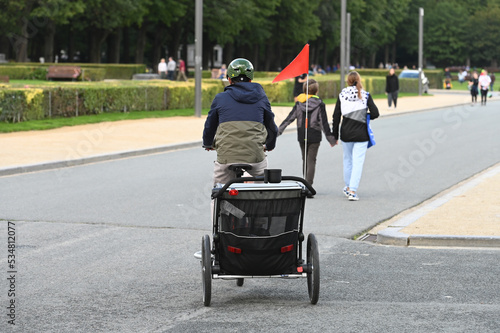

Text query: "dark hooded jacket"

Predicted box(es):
[203, 82, 278, 164]
[278, 94, 335, 145]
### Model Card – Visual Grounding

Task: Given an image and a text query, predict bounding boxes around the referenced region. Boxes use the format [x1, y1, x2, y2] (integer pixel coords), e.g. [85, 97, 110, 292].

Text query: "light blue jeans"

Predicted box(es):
[341, 141, 368, 192]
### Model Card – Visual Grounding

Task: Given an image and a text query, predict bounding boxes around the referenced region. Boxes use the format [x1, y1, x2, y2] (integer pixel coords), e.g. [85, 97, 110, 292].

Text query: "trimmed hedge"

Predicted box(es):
[355, 68, 443, 89]
[0, 74, 420, 123]
[0, 81, 225, 122]
[0, 63, 146, 81]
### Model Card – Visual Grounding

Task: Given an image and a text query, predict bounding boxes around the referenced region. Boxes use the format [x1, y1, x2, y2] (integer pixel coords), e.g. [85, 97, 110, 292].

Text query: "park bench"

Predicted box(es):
[211, 68, 219, 79]
[46, 66, 81, 81]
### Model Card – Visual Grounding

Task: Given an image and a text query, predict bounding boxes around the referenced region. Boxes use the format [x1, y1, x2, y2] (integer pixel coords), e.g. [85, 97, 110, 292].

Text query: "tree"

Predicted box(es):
[31, 0, 85, 62]
[423, 0, 469, 66]
[73, 0, 147, 63]
[0, 0, 36, 62]
[467, 1, 500, 67]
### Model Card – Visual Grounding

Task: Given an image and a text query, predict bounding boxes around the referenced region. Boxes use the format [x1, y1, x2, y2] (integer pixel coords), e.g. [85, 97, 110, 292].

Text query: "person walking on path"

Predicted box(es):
[278, 79, 335, 191]
[469, 72, 479, 105]
[332, 71, 379, 201]
[167, 57, 176, 80]
[158, 58, 167, 79]
[385, 68, 399, 109]
[490, 72, 495, 92]
[478, 69, 491, 106]
[176, 58, 188, 81]
[203, 58, 278, 185]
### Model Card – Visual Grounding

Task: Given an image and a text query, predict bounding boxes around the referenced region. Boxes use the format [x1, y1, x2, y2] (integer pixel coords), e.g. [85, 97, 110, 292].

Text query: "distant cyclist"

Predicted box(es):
[203, 58, 278, 185]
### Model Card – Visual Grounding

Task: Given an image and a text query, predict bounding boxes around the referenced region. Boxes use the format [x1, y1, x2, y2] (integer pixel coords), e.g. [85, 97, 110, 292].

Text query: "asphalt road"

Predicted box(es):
[1, 101, 499, 332]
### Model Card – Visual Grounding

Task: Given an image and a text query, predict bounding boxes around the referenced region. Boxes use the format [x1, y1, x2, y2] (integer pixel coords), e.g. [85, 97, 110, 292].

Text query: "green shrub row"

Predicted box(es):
[0, 75, 419, 123]
[0, 63, 146, 81]
[0, 83, 223, 122]
[263, 75, 418, 100]
[355, 68, 443, 89]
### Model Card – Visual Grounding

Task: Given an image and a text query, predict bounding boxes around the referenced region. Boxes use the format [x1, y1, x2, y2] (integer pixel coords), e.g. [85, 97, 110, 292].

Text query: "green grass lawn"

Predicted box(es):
[0, 108, 210, 133]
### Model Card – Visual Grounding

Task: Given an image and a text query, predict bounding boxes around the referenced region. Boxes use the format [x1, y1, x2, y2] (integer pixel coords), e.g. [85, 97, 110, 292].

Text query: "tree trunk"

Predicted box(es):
[67, 27, 75, 62]
[322, 38, 328, 69]
[391, 42, 396, 65]
[384, 44, 389, 67]
[107, 28, 122, 63]
[89, 28, 109, 63]
[224, 42, 234, 66]
[370, 52, 376, 69]
[253, 43, 259, 70]
[0, 36, 11, 59]
[170, 22, 182, 60]
[152, 26, 166, 72]
[122, 27, 130, 63]
[490, 59, 497, 69]
[135, 22, 149, 64]
[12, 15, 35, 62]
[264, 41, 273, 71]
[43, 20, 56, 62]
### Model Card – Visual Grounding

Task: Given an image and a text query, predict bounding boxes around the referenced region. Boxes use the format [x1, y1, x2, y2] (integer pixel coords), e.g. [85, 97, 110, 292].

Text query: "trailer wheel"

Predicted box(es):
[307, 233, 320, 304]
[202, 235, 212, 306]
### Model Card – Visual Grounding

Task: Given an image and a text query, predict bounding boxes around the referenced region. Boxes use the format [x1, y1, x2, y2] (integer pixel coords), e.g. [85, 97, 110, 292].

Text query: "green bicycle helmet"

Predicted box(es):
[227, 58, 254, 81]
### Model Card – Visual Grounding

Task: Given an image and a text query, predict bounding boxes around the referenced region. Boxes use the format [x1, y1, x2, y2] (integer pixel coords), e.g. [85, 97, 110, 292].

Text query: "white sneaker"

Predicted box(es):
[343, 187, 350, 197]
[348, 192, 359, 201]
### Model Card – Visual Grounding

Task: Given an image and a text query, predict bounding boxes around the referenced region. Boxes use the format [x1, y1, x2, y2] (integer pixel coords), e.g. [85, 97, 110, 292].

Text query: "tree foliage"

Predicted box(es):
[0, 0, 498, 69]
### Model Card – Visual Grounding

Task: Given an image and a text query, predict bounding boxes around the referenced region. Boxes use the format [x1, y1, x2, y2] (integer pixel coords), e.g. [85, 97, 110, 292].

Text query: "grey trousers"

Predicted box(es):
[388, 90, 398, 107]
[212, 158, 268, 185]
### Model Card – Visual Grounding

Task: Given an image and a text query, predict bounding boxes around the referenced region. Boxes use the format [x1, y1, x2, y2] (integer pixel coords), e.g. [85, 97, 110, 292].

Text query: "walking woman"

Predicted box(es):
[469, 71, 479, 105]
[332, 71, 379, 201]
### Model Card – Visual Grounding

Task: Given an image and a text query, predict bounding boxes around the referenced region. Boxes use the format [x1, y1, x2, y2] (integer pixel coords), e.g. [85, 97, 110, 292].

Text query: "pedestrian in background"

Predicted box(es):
[444, 67, 452, 89]
[293, 74, 307, 102]
[278, 79, 335, 192]
[490, 72, 495, 92]
[158, 58, 167, 79]
[167, 57, 176, 80]
[385, 68, 399, 109]
[217, 64, 227, 79]
[468, 71, 479, 105]
[332, 71, 379, 201]
[478, 69, 492, 106]
[177, 58, 188, 81]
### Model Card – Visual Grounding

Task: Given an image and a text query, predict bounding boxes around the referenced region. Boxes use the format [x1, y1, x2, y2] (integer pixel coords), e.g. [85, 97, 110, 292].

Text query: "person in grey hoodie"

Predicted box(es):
[278, 79, 335, 191]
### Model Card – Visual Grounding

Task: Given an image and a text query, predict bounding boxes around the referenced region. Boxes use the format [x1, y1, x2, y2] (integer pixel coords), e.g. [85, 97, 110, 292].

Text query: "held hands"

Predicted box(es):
[263, 145, 273, 152]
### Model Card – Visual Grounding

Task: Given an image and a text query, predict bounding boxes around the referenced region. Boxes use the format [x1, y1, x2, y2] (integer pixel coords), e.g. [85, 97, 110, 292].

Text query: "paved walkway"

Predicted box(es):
[1, 89, 499, 247]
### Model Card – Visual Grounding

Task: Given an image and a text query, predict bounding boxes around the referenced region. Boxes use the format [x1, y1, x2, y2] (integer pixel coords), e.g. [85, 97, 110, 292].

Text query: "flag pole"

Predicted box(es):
[303, 73, 309, 182]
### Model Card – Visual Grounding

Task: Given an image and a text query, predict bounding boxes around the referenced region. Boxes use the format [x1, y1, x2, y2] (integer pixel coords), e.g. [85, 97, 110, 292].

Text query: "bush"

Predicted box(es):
[0, 81, 226, 122]
[0, 88, 45, 122]
[0, 66, 40, 79]
[80, 68, 106, 81]
[0, 63, 147, 81]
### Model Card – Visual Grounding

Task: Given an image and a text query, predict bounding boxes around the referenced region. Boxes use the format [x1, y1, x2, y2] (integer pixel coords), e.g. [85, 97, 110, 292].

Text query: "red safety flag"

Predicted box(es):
[272, 44, 309, 83]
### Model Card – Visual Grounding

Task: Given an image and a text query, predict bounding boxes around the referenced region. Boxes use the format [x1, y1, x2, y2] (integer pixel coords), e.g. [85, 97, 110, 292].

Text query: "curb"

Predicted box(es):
[377, 164, 500, 248]
[0, 140, 201, 177]
[377, 227, 500, 248]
